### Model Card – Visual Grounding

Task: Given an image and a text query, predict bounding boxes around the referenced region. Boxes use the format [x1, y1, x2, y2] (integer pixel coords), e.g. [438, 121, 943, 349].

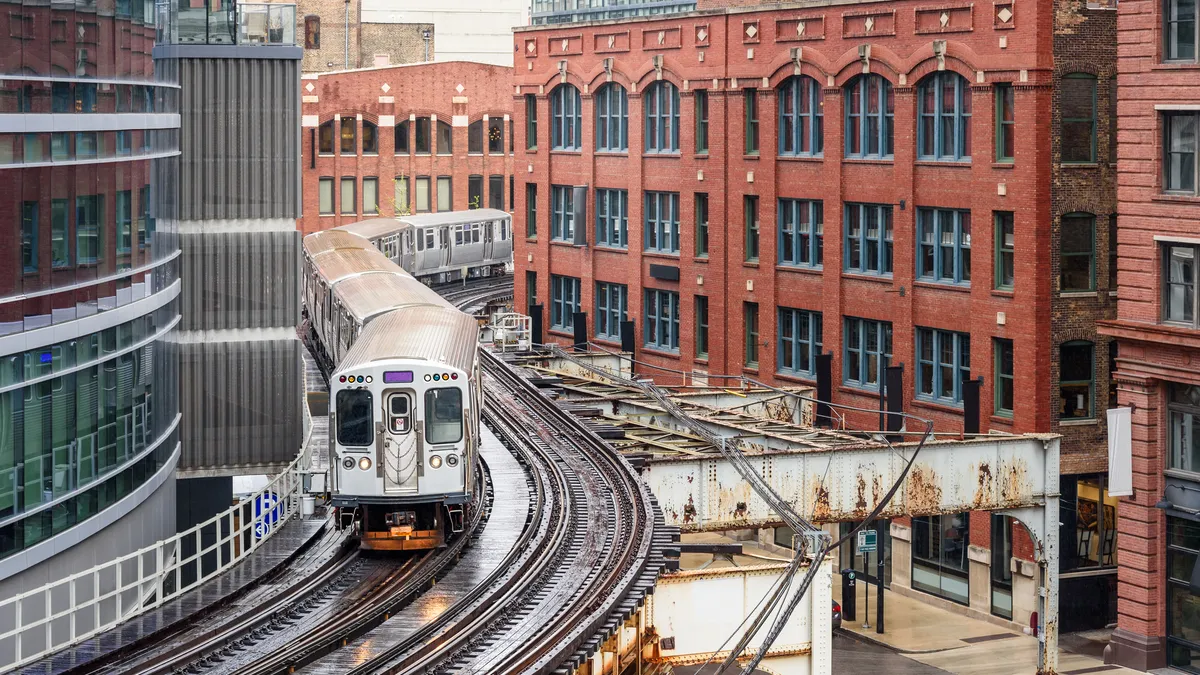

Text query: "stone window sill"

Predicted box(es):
[1058, 418, 1099, 427]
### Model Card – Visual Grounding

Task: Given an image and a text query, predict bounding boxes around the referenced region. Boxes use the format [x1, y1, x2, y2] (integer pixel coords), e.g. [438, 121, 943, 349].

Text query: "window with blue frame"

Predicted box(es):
[917, 72, 972, 161]
[844, 74, 894, 159]
[596, 84, 628, 152]
[917, 208, 972, 285]
[595, 282, 627, 341]
[551, 275, 581, 331]
[778, 308, 823, 378]
[644, 289, 680, 351]
[779, 198, 823, 267]
[916, 328, 971, 404]
[778, 75, 824, 156]
[844, 317, 892, 390]
[645, 81, 680, 153]
[596, 188, 628, 248]
[844, 203, 893, 275]
[551, 185, 574, 241]
[644, 191, 680, 253]
[551, 84, 582, 150]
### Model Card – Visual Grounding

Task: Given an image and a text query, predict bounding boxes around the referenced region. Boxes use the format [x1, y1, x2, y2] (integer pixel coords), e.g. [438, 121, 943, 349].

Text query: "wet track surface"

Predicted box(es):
[301, 424, 529, 673]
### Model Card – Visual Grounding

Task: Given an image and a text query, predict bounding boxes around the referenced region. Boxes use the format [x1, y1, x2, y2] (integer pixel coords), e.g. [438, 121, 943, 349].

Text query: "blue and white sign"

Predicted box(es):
[253, 491, 282, 539]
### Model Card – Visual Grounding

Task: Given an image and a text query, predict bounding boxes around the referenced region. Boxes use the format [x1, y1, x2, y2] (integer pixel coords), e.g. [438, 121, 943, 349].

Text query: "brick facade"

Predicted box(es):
[291, 0, 433, 73]
[513, 1, 1115, 632]
[1098, 0, 1200, 665]
[299, 61, 515, 236]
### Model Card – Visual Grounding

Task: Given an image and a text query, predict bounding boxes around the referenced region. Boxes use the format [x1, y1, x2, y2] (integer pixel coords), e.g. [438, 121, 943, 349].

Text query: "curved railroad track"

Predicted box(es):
[338, 349, 668, 675]
[434, 275, 514, 314]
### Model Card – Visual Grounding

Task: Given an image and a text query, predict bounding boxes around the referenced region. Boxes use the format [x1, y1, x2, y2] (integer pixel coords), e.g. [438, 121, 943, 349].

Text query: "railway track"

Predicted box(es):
[337, 349, 668, 675]
[434, 275, 514, 313]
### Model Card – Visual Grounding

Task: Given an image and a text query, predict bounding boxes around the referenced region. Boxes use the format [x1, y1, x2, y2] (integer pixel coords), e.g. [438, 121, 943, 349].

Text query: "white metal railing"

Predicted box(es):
[482, 312, 531, 352]
[0, 452, 306, 673]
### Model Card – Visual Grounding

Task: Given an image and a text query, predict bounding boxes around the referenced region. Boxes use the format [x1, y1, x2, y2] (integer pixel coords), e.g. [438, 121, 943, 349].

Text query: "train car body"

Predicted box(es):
[330, 308, 479, 551]
[334, 209, 512, 284]
[302, 209, 503, 551]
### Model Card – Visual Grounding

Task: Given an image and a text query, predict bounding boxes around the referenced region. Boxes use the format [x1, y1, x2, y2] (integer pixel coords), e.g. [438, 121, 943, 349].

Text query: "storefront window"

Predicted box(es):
[1062, 476, 1119, 569]
[911, 513, 970, 604]
[991, 514, 1014, 619]
[1168, 517, 1200, 672]
[1171, 384, 1200, 474]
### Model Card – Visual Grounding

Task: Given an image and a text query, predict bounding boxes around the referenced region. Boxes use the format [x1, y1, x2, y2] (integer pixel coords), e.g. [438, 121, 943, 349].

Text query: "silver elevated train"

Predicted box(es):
[333, 208, 512, 284]
[302, 210, 504, 550]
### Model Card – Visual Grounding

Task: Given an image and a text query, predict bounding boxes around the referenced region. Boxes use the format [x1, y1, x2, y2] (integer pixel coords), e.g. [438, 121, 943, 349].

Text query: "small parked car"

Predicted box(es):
[832, 599, 843, 630]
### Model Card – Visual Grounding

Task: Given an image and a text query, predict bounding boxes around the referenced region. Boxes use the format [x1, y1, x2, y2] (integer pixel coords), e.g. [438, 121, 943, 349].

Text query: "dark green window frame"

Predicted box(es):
[1061, 213, 1097, 292]
[744, 302, 759, 368]
[1061, 74, 1098, 164]
[744, 195, 759, 262]
[994, 338, 1014, 417]
[744, 88, 759, 155]
[695, 193, 709, 257]
[995, 211, 1015, 290]
[995, 83, 1015, 162]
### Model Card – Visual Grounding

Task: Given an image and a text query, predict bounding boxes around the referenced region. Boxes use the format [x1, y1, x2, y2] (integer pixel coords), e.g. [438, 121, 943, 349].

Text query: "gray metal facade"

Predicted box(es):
[179, 231, 301, 332]
[160, 52, 305, 477]
[179, 338, 303, 474]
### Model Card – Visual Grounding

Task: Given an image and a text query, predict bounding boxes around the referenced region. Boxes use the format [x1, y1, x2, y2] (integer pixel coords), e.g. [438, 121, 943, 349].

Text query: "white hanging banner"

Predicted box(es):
[1108, 407, 1133, 497]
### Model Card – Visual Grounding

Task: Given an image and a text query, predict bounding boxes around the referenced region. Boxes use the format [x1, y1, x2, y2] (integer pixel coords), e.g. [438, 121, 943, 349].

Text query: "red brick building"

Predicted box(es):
[513, 2, 1118, 632]
[299, 61, 516, 235]
[1099, 0, 1200, 668]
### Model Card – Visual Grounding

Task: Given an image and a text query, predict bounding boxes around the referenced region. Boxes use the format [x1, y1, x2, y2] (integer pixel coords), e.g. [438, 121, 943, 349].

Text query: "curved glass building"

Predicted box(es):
[0, 0, 181, 589]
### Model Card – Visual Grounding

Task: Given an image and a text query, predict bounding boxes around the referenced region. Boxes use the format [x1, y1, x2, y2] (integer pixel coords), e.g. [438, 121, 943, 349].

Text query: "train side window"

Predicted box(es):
[336, 389, 374, 446]
[388, 393, 412, 434]
[455, 227, 463, 245]
[426, 230, 436, 249]
[424, 387, 463, 444]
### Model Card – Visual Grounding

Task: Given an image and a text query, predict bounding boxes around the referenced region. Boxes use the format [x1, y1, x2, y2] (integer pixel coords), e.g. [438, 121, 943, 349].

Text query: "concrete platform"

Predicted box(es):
[21, 517, 328, 675]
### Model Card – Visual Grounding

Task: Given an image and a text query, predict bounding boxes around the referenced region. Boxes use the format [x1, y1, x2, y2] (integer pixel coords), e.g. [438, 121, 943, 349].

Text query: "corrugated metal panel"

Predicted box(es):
[338, 306, 479, 375]
[311, 247, 394, 283]
[303, 230, 370, 258]
[333, 272, 452, 323]
[177, 57, 300, 221]
[180, 230, 300, 331]
[178, 338, 303, 473]
[334, 218, 411, 241]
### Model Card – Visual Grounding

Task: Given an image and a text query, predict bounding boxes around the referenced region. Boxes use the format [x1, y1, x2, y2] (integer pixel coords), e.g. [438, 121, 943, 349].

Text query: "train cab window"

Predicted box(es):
[424, 387, 463, 444]
[336, 389, 374, 446]
[500, 220, 508, 241]
[388, 393, 412, 434]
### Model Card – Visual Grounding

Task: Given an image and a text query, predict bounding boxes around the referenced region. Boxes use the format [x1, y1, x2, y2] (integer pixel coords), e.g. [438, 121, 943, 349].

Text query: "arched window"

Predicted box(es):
[551, 84, 581, 150]
[1061, 73, 1097, 163]
[917, 72, 972, 160]
[644, 81, 680, 153]
[362, 120, 378, 154]
[415, 116, 431, 154]
[318, 120, 334, 154]
[340, 116, 356, 154]
[304, 15, 319, 49]
[778, 75, 824, 156]
[1060, 341, 1095, 419]
[437, 120, 452, 154]
[595, 84, 627, 152]
[395, 120, 409, 153]
[468, 120, 483, 153]
[488, 117, 504, 154]
[1061, 213, 1096, 291]
[844, 74, 893, 159]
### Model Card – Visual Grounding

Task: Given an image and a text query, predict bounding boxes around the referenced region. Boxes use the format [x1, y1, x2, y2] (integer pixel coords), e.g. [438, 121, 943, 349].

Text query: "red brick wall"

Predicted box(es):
[299, 62, 516, 235]
[1100, 0, 1200, 658]
[513, 6, 1056, 438]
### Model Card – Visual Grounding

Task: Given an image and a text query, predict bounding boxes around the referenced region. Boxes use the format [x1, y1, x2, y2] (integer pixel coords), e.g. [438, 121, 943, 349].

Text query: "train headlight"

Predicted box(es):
[342, 457, 355, 470]
[429, 455, 443, 469]
[446, 454, 459, 467]
[359, 457, 373, 471]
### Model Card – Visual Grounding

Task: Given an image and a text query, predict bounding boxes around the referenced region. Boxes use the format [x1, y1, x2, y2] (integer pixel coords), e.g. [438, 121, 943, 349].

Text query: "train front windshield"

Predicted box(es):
[337, 389, 374, 446]
[424, 388, 463, 444]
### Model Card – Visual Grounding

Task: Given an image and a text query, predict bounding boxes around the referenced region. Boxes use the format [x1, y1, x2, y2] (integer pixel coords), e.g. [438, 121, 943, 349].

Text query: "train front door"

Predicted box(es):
[381, 391, 419, 494]
[439, 226, 451, 269]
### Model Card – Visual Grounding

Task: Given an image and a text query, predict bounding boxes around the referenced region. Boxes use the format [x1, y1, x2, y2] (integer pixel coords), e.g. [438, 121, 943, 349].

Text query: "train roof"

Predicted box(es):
[398, 209, 510, 228]
[303, 230, 370, 258]
[311, 247, 395, 283]
[334, 218, 411, 241]
[334, 271, 454, 323]
[338, 304, 479, 376]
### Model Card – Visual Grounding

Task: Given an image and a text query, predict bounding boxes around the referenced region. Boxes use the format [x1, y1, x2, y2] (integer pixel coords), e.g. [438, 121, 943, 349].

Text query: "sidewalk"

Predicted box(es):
[832, 574, 1142, 675]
